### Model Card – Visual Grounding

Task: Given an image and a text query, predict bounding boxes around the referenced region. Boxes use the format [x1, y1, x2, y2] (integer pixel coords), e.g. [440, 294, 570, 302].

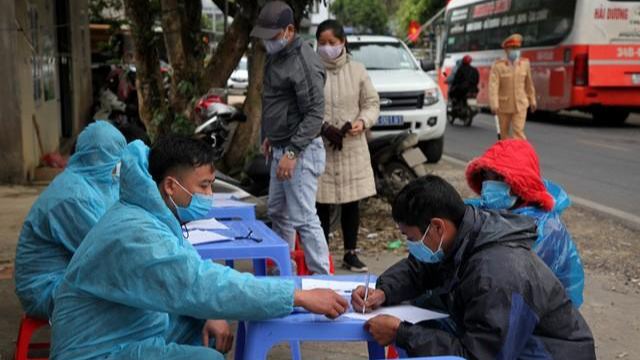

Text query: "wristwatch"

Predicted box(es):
[286, 150, 297, 160]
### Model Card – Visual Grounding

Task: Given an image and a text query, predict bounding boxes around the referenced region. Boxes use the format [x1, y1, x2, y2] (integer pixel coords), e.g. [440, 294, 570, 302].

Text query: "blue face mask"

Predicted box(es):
[481, 180, 517, 210]
[169, 180, 214, 223]
[507, 50, 521, 62]
[264, 29, 290, 54]
[406, 224, 445, 264]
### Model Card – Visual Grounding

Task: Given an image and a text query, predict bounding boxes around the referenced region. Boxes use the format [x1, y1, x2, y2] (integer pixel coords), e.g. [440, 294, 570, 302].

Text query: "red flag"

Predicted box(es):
[408, 20, 420, 43]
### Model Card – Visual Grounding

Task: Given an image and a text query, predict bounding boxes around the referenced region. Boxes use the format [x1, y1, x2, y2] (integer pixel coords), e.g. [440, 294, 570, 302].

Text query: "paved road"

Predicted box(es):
[443, 112, 640, 217]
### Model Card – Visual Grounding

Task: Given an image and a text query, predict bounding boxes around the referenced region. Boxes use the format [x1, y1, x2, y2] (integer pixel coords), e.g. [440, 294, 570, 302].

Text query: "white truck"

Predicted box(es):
[348, 35, 446, 162]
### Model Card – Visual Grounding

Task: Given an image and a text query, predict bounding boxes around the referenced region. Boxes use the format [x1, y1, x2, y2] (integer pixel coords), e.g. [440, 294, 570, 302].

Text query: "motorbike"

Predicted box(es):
[447, 91, 479, 127]
[368, 131, 428, 203]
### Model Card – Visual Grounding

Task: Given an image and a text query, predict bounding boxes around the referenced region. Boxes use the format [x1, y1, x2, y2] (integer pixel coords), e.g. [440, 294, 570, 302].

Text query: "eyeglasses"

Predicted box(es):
[234, 229, 263, 243]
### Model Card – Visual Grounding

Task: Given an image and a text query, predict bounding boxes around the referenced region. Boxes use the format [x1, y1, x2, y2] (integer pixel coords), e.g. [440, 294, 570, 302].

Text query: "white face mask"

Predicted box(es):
[317, 44, 343, 60]
[264, 29, 290, 54]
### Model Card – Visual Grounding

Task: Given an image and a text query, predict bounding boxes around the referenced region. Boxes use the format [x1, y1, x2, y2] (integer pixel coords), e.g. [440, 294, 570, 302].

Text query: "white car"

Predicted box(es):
[227, 57, 248, 91]
[348, 35, 446, 162]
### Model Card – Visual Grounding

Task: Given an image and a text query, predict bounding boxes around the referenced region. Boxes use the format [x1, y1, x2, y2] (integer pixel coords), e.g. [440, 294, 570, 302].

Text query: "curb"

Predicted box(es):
[442, 154, 640, 231]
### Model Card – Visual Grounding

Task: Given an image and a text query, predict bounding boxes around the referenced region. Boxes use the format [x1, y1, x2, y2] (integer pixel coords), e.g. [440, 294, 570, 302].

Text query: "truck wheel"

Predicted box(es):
[593, 108, 630, 125]
[419, 136, 444, 163]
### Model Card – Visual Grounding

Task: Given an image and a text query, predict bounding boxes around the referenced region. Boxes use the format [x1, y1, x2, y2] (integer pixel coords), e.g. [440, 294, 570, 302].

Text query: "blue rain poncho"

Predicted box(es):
[466, 180, 585, 307]
[14, 121, 126, 319]
[51, 141, 295, 360]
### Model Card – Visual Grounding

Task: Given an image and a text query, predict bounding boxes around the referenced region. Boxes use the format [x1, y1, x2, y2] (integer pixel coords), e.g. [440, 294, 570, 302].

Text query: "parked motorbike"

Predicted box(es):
[447, 92, 478, 127]
[368, 131, 428, 203]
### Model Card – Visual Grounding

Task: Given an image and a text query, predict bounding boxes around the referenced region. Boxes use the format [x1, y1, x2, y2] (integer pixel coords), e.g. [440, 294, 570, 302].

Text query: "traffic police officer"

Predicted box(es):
[489, 34, 537, 140]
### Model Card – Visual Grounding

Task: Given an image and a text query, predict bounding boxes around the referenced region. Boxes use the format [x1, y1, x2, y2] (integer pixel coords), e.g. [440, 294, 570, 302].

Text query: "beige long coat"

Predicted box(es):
[316, 51, 380, 204]
[488, 58, 536, 114]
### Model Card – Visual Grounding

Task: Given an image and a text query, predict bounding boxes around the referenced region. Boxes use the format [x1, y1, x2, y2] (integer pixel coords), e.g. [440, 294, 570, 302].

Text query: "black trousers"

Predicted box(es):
[316, 201, 360, 251]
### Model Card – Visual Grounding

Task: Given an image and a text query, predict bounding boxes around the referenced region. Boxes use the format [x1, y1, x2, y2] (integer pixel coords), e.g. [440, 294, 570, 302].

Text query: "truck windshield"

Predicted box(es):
[349, 42, 418, 71]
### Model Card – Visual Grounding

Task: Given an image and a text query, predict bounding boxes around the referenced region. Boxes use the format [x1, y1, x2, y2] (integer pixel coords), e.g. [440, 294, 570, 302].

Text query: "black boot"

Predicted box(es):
[342, 251, 368, 272]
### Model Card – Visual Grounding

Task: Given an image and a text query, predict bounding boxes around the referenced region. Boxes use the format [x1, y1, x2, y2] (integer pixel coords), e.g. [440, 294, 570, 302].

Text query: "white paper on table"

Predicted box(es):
[186, 230, 230, 245]
[344, 305, 448, 324]
[301, 279, 366, 294]
[186, 218, 228, 231]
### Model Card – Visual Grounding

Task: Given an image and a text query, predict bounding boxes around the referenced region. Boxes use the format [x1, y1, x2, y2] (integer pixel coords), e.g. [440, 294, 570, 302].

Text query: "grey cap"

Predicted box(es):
[250, 1, 294, 39]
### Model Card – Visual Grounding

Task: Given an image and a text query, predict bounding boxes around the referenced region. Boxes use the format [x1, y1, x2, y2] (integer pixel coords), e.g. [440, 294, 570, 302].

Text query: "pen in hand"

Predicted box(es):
[362, 271, 371, 314]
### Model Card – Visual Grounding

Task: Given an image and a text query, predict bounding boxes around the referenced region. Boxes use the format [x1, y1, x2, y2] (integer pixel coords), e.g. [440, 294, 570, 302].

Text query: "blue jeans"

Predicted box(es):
[268, 138, 331, 274]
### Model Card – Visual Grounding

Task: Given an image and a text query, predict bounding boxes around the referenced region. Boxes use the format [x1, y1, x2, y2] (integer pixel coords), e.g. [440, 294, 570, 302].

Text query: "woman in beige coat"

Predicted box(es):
[315, 20, 380, 272]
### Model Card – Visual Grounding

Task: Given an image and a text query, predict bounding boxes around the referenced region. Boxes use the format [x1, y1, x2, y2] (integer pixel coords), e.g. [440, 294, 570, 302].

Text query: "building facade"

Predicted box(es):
[0, 0, 93, 183]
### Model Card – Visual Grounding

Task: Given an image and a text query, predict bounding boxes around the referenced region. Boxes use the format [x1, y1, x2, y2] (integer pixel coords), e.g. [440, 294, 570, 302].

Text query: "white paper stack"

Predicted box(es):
[300, 278, 366, 295]
[186, 218, 228, 231]
[186, 230, 230, 245]
[344, 305, 448, 324]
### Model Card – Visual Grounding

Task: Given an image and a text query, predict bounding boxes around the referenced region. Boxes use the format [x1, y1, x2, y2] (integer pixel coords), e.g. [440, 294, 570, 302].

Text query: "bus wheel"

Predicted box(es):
[593, 108, 630, 125]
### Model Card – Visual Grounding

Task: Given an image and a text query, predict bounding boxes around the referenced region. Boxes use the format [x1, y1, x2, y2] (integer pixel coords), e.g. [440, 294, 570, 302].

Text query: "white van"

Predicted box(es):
[348, 35, 446, 162]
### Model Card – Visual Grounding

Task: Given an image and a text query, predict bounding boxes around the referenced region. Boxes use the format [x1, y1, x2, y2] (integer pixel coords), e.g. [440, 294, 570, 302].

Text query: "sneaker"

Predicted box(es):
[342, 252, 368, 273]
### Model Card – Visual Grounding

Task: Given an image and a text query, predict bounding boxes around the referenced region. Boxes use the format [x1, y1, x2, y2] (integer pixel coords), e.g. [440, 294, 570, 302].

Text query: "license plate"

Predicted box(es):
[633, 74, 640, 85]
[467, 98, 478, 106]
[376, 115, 404, 126]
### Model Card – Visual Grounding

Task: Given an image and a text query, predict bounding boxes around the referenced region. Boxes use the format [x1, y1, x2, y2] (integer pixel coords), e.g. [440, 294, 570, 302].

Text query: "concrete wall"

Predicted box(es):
[15, 0, 62, 181]
[0, 1, 24, 183]
[0, 0, 92, 183]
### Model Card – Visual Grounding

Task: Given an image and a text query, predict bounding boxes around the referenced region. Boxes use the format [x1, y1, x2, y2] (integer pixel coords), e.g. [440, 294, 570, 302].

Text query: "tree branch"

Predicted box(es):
[212, 0, 238, 18]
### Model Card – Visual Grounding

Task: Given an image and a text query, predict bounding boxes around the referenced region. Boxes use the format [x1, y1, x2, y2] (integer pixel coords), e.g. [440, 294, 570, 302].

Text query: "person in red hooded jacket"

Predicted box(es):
[465, 139, 585, 307]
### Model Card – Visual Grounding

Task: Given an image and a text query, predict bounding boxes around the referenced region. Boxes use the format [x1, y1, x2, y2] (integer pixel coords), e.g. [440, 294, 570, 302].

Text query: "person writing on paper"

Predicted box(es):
[351, 175, 595, 360]
[51, 136, 348, 360]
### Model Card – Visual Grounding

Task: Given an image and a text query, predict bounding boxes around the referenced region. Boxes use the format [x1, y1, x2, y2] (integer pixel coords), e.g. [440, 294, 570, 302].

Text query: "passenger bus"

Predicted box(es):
[439, 0, 640, 123]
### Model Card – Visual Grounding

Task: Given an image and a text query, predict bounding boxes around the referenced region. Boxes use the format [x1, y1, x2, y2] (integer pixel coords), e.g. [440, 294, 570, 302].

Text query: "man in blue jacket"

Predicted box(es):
[14, 121, 127, 319]
[51, 136, 347, 359]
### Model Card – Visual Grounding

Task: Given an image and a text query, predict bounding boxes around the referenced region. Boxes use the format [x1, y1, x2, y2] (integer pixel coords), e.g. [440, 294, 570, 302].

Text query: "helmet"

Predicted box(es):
[463, 55, 472, 64]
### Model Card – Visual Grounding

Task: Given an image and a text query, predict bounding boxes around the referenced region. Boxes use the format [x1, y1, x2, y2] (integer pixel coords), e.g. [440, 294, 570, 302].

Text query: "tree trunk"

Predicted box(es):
[160, 0, 204, 123]
[201, 0, 258, 90]
[123, 0, 169, 137]
[221, 39, 266, 170]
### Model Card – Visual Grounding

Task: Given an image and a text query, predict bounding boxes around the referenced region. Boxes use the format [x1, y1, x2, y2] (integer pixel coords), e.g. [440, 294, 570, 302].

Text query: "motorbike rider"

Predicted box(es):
[448, 55, 479, 109]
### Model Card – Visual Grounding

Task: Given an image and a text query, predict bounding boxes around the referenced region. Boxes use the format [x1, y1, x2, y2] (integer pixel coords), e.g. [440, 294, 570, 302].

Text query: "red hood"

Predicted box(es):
[465, 140, 554, 211]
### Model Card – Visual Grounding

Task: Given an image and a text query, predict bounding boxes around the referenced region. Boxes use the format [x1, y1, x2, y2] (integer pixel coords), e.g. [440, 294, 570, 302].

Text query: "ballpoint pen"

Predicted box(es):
[362, 271, 370, 315]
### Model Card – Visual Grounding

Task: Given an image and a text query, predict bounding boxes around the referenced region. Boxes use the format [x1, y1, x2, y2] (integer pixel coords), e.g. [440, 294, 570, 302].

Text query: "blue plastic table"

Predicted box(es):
[194, 220, 292, 276]
[235, 275, 385, 360]
[336, 356, 465, 360]
[207, 199, 256, 221]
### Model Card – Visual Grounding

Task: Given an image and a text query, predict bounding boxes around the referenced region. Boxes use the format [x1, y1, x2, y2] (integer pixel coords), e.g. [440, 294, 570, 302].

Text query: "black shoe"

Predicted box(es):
[343, 252, 368, 273]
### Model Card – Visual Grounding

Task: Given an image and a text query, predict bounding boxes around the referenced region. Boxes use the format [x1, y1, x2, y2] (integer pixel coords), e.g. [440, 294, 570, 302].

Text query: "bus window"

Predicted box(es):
[444, 0, 577, 52]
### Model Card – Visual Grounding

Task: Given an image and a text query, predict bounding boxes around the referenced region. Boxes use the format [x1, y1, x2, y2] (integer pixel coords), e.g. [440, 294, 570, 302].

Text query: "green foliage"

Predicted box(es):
[394, 0, 446, 37]
[330, 0, 389, 34]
